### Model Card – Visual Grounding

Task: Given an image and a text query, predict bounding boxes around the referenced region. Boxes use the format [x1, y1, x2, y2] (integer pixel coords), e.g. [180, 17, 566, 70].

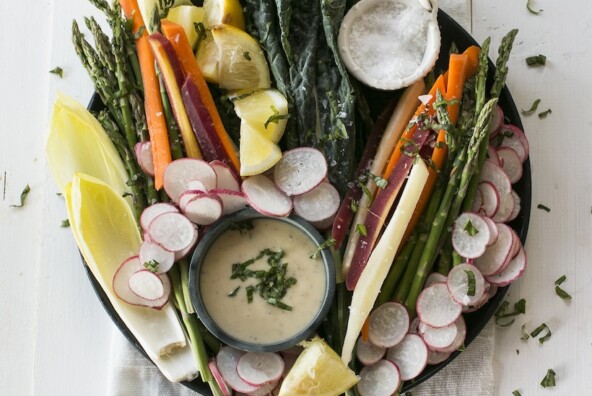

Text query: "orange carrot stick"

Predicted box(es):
[161, 21, 240, 174]
[120, 0, 171, 190]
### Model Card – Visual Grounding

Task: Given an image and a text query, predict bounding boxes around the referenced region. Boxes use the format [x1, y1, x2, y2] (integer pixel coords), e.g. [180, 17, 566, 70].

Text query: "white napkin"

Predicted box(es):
[107, 2, 490, 395]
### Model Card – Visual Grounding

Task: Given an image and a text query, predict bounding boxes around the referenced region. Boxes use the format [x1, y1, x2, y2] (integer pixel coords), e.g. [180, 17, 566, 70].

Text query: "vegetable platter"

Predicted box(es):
[48, 0, 531, 395]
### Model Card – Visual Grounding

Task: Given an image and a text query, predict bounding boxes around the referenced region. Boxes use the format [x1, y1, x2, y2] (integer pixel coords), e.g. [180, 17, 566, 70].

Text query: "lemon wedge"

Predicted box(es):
[203, 0, 245, 30]
[195, 30, 220, 83]
[233, 89, 288, 143]
[165, 5, 205, 49]
[212, 25, 271, 91]
[239, 120, 282, 176]
[278, 337, 359, 396]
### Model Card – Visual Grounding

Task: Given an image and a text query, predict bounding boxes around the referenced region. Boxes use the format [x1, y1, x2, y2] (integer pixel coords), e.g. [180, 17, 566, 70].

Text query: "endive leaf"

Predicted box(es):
[46, 93, 130, 198]
[65, 173, 198, 382]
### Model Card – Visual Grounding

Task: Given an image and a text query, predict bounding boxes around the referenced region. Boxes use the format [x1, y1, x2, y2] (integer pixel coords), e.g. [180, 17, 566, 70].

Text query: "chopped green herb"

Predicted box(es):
[193, 22, 207, 54]
[133, 25, 146, 39]
[228, 220, 255, 235]
[465, 270, 476, 296]
[464, 220, 479, 236]
[537, 204, 551, 212]
[526, 54, 546, 66]
[538, 109, 552, 118]
[264, 105, 288, 129]
[495, 298, 526, 327]
[60, 219, 70, 228]
[356, 223, 367, 237]
[358, 181, 373, 201]
[555, 275, 567, 286]
[555, 285, 572, 300]
[143, 260, 159, 273]
[526, 0, 543, 15]
[243, 51, 251, 61]
[49, 66, 63, 78]
[512, 390, 522, 396]
[310, 237, 337, 259]
[246, 285, 255, 303]
[434, 141, 446, 149]
[267, 298, 292, 311]
[10, 185, 30, 208]
[540, 369, 556, 387]
[228, 286, 240, 297]
[530, 323, 552, 344]
[122, 192, 133, 198]
[521, 324, 530, 340]
[521, 98, 541, 115]
[56, 192, 63, 197]
[350, 199, 358, 213]
[516, 349, 520, 355]
[367, 173, 388, 189]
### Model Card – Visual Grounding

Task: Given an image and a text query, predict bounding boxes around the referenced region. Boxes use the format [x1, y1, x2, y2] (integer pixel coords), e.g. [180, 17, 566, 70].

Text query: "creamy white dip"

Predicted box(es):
[199, 219, 327, 345]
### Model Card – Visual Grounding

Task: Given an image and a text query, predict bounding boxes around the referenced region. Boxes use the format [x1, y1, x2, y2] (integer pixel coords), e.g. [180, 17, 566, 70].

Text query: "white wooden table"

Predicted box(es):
[2, 0, 591, 394]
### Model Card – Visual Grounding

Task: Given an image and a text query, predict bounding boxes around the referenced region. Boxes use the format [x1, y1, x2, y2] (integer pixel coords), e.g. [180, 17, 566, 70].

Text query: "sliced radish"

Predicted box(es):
[139, 240, 175, 274]
[148, 212, 198, 252]
[292, 182, 340, 230]
[481, 216, 499, 246]
[242, 175, 293, 217]
[497, 124, 528, 162]
[187, 179, 208, 192]
[474, 223, 513, 276]
[462, 280, 491, 313]
[472, 189, 484, 213]
[432, 316, 466, 354]
[419, 321, 458, 350]
[416, 283, 462, 328]
[427, 349, 451, 365]
[452, 213, 490, 259]
[488, 105, 504, 139]
[356, 337, 386, 366]
[480, 161, 511, 198]
[237, 352, 284, 386]
[368, 302, 409, 348]
[273, 148, 328, 196]
[385, 334, 428, 381]
[112, 256, 170, 308]
[487, 246, 527, 287]
[477, 182, 500, 218]
[174, 226, 198, 261]
[497, 147, 523, 183]
[140, 203, 179, 232]
[179, 190, 205, 212]
[425, 272, 447, 288]
[211, 160, 241, 192]
[508, 190, 521, 222]
[183, 193, 223, 225]
[128, 269, 165, 300]
[135, 141, 155, 177]
[492, 191, 515, 223]
[209, 360, 232, 396]
[163, 158, 217, 202]
[447, 263, 486, 306]
[216, 347, 261, 394]
[357, 360, 401, 396]
[486, 144, 501, 166]
[245, 380, 280, 396]
[211, 189, 249, 216]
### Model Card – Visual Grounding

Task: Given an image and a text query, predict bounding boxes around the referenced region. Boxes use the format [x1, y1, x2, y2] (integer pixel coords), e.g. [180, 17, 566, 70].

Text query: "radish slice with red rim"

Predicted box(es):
[494, 228, 520, 275]
[139, 240, 175, 274]
[481, 216, 499, 246]
[486, 144, 501, 166]
[417, 283, 462, 328]
[140, 203, 179, 232]
[356, 337, 386, 366]
[112, 256, 170, 308]
[246, 380, 280, 396]
[492, 191, 514, 223]
[386, 334, 428, 381]
[447, 263, 486, 306]
[474, 223, 513, 276]
[148, 212, 198, 252]
[183, 193, 223, 225]
[432, 316, 466, 354]
[427, 349, 451, 365]
[179, 190, 205, 212]
[472, 188, 483, 213]
[237, 352, 284, 386]
[357, 360, 401, 396]
[242, 175, 293, 217]
[488, 105, 504, 139]
[273, 147, 328, 196]
[477, 182, 500, 218]
[497, 124, 528, 162]
[211, 160, 241, 192]
[211, 189, 249, 216]
[368, 302, 409, 348]
[163, 158, 217, 202]
[419, 321, 458, 350]
[497, 147, 523, 183]
[216, 347, 261, 394]
[425, 272, 447, 288]
[174, 226, 198, 261]
[508, 190, 521, 222]
[451, 213, 490, 259]
[486, 246, 527, 287]
[186, 179, 208, 192]
[128, 269, 165, 300]
[209, 360, 232, 396]
[135, 141, 155, 177]
[293, 182, 340, 230]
